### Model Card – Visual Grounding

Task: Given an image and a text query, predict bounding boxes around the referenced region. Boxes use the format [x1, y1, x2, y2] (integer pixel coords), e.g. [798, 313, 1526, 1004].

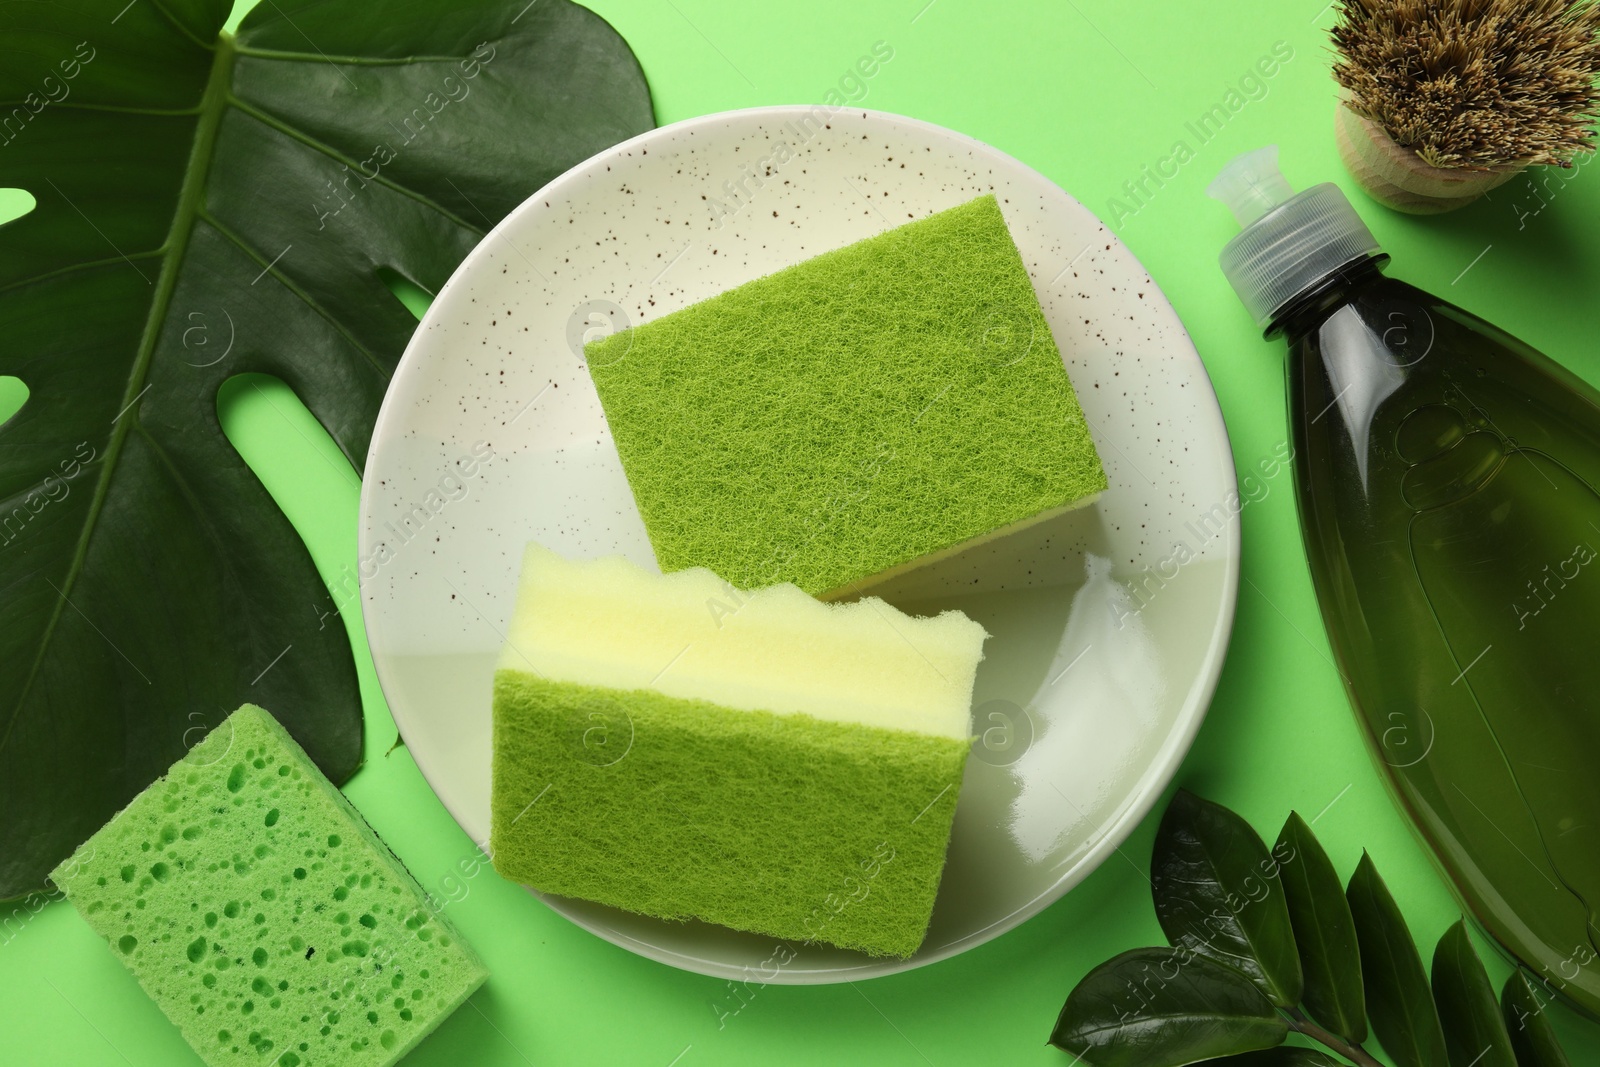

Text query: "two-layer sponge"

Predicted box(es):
[585, 192, 1107, 597]
[50, 704, 487, 1067]
[490, 543, 986, 958]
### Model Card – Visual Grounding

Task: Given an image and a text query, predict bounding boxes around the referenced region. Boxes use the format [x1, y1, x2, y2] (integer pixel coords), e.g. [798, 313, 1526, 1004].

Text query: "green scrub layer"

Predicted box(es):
[585, 193, 1107, 597]
[491, 672, 970, 958]
[50, 704, 487, 1067]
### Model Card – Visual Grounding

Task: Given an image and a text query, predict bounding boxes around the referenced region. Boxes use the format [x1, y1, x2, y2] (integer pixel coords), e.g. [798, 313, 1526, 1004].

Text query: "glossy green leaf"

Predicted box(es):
[1347, 853, 1449, 1067]
[0, 0, 653, 898]
[1198, 1048, 1343, 1066]
[1432, 921, 1516, 1067]
[1050, 947, 1289, 1067]
[1276, 812, 1366, 1044]
[1501, 970, 1572, 1067]
[1153, 789, 1305, 1007]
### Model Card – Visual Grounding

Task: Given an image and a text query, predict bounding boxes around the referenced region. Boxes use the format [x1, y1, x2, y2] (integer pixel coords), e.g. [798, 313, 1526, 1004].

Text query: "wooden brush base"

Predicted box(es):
[1335, 101, 1523, 214]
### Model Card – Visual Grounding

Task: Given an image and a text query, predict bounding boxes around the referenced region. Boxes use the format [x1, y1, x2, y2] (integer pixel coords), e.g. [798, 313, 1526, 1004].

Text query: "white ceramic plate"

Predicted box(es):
[359, 106, 1239, 983]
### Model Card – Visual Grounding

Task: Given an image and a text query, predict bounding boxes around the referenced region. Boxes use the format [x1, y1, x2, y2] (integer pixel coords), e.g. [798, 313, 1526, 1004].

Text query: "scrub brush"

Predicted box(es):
[1330, 0, 1600, 213]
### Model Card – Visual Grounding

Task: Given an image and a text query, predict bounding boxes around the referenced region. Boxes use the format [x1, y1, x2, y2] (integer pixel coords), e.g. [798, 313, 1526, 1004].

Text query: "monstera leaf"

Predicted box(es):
[0, 0, 653, 898]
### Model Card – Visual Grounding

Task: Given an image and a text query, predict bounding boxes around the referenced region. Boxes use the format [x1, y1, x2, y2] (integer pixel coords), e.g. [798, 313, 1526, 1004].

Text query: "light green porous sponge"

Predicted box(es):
[585, 192, 1107, 597]
[490, 543, 987, 959]
[50, 704, 487, 1067]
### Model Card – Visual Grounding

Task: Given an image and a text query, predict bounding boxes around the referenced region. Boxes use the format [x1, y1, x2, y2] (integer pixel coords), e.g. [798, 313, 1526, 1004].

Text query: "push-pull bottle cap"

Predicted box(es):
[1207, 146, 1382, 329]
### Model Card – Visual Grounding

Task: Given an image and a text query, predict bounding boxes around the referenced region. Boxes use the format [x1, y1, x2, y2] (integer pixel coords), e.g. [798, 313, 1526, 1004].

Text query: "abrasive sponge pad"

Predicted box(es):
[585, 193, 1106, 597]
[490, 543, 986, 958]
[50, 704, 487, 1067]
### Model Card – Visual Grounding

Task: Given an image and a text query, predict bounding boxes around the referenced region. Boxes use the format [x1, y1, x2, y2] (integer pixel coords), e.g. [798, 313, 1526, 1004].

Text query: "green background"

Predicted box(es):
[5, 0, 1600, 1063]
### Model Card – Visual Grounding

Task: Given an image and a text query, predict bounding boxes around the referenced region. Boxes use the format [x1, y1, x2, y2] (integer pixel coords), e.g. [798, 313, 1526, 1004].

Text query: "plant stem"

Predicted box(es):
[1285, 1007, 1385, 1067]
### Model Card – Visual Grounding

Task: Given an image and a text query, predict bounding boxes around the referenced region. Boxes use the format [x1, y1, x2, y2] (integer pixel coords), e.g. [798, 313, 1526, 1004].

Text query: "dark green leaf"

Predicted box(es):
[1432, 921, 1515, 1067]
[1276, 812, 1366, 1044]
[1501, 970, 1572, 1067]
[1347, 853, 1449, 1067]
[0, 0, 653, 898]
[1050, 947, 1289, 1067]
[1152, 789, 1304, 1007]
[1198, 1048, 1343, 1066]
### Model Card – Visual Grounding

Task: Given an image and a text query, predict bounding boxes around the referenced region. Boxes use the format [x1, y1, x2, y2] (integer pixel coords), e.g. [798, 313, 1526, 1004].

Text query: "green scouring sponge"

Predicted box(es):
[585, 192, 1107, 598]
[490, 542, 986, 958]
[50, 704, 487, 1067]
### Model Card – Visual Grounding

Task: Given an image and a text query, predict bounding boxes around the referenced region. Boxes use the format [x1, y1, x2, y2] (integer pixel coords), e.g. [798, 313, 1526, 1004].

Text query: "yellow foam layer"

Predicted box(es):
[498, 543, 987, 740]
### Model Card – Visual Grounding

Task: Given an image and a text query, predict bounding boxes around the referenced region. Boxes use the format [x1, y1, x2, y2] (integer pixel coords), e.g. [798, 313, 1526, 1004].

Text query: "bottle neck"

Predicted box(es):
[1264, 253, 1391, 343]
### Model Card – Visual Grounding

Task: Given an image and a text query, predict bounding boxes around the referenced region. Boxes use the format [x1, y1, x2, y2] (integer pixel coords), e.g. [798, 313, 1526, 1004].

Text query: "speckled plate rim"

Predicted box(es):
[359, 105, 1240, 982]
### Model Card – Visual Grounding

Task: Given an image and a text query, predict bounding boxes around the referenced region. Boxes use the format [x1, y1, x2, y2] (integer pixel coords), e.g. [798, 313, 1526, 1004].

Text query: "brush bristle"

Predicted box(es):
[1332, 0, 1600, 168]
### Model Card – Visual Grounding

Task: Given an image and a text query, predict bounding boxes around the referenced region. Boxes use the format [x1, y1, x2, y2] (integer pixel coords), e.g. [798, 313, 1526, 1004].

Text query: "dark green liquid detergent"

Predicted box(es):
[1276, 254, 1600, 1013]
